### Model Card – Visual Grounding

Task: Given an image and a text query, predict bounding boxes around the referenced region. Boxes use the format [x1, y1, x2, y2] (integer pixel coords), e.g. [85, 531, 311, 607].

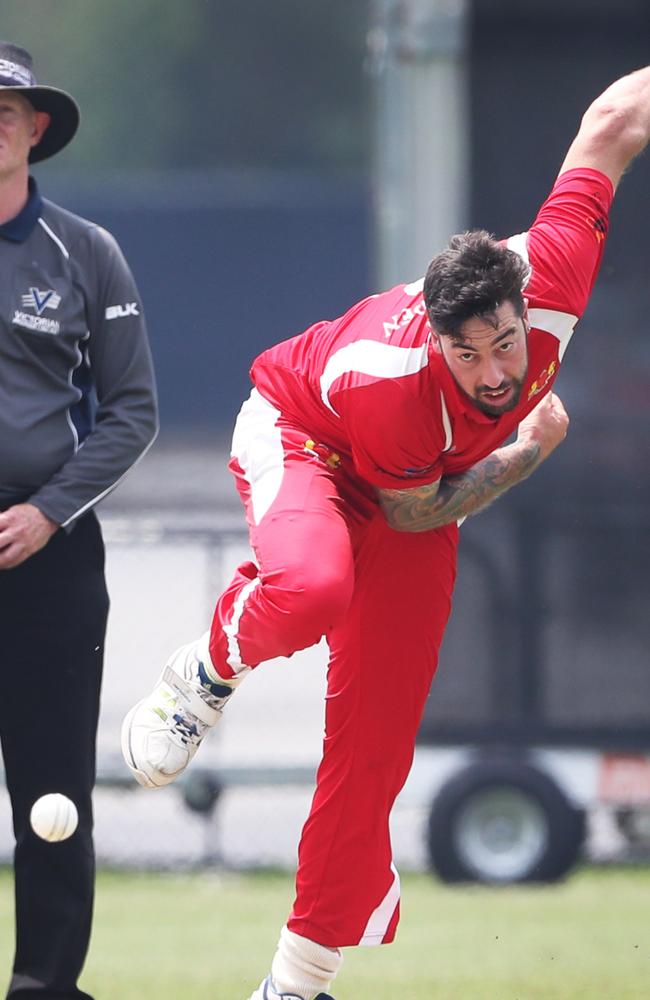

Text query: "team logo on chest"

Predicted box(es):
[21, 286, 62, 315]
[527, 360, 557, 400]
[13, 285, 62, 334]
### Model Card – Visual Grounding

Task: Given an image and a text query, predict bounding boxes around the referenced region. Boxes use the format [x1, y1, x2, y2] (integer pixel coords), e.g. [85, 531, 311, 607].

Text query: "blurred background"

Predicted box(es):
[0, 0, 649, 884]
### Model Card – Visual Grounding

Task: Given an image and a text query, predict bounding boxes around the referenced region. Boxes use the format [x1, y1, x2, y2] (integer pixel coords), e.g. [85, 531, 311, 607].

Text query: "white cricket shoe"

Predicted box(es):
[121, 636, 234, 788]
[247, 978, 334, 1000]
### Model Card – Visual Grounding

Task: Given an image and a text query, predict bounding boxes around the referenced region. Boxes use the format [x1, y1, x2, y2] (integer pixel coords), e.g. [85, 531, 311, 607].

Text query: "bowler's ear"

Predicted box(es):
[430, 329, 443, 354]
[30, 110, 51, 150]
[522, 297, 531, 331]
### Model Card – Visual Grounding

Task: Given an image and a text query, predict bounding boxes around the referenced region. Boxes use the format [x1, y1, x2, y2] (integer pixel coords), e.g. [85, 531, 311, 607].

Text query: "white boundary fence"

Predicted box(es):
[0, 515, 428, 871]
[0, 514, 625, 871]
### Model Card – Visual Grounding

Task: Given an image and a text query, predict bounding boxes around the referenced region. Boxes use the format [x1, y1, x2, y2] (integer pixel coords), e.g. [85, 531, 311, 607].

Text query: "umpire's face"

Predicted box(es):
[0, 91, 50, 180]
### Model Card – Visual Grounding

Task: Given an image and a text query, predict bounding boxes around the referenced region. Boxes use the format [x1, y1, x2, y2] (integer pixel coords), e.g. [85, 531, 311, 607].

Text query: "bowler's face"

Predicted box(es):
[0, 92, 49, 179]
[437, 301, 529, 416]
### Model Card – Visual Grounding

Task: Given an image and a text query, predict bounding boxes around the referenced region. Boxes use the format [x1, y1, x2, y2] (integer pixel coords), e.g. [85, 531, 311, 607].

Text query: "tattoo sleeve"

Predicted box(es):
[378, 439, 542, 532]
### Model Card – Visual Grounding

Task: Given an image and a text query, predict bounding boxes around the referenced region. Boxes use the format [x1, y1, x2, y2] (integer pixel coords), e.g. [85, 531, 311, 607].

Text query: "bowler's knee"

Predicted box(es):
[269, 562, 352, 638]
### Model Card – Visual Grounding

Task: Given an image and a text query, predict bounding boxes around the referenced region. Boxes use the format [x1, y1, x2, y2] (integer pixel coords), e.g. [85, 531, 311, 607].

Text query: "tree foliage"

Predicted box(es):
[1, 0, 369, 171]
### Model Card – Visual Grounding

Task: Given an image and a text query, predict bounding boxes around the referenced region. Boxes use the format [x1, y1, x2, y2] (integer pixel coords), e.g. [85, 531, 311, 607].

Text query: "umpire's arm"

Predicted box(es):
[29, 224, 159, 530]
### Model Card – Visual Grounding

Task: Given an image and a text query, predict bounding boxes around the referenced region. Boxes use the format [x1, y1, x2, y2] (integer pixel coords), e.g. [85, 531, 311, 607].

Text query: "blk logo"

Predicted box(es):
[105, 302, 139, 320]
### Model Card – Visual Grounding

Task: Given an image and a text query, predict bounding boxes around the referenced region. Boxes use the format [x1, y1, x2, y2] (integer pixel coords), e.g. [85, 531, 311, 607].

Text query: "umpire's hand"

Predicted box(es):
[0, 503, 59, 569]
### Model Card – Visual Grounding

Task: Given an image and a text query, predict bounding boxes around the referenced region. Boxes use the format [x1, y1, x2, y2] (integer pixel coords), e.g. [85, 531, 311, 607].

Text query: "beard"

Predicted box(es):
[452, 365, 528, 417]
[471, 374, 526, 416]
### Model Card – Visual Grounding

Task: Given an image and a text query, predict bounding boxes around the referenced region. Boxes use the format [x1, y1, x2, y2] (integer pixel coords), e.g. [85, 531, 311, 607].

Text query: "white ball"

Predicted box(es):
[30, 793, 79, 842]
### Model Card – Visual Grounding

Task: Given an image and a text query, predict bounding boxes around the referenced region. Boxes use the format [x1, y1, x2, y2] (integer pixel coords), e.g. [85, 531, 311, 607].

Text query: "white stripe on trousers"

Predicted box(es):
[225, 388, 286, 673]
[230, 387, 285, 526]
[359, 863, 401, 946]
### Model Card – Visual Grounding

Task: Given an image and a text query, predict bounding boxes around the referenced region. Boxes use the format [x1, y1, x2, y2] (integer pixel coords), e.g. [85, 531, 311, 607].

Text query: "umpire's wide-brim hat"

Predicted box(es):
[0, 41, 79, 163]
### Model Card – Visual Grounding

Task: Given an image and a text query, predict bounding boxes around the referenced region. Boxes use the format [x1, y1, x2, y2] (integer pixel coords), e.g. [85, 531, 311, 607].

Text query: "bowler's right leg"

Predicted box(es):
[122, 390, 358, 787]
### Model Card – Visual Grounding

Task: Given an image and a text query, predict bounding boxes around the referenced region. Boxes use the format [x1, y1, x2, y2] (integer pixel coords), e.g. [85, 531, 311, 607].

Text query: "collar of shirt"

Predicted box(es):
[0, 176, 43, 243]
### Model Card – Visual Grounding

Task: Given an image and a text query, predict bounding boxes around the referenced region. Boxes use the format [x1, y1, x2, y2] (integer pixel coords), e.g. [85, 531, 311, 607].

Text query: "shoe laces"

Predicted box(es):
[170, 711, 203, 747]
[169, 690, 230, 747]
[156, 657, 232, 749]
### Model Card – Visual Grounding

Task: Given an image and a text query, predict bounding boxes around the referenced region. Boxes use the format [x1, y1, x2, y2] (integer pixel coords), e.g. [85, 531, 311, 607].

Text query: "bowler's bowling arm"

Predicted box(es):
[559, 65, 650, 189]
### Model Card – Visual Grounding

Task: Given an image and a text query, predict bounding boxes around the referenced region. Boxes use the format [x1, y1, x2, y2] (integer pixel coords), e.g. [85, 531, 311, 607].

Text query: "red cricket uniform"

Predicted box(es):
[208, 168, 613, 947]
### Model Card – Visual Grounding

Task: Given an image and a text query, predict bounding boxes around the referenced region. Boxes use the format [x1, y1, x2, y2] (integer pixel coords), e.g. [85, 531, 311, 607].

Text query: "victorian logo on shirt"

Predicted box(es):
[22, 287, 62, 315]
[13, 286, 62, 334]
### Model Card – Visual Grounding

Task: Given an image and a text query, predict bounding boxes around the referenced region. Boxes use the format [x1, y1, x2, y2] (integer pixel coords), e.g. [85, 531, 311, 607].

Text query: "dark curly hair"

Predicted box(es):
[423, 230, 530, 338]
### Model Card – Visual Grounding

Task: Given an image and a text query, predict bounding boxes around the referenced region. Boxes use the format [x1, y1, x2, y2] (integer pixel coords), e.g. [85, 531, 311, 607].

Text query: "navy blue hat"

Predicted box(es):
[0, 41, 79, 162]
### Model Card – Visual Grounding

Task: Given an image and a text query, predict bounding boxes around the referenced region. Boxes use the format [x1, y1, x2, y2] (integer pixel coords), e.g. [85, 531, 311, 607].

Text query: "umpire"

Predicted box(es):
[0, 42, 158, 999]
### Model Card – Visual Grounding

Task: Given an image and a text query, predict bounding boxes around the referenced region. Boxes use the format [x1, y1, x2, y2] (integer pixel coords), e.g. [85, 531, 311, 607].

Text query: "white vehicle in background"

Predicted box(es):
[402, 744, 650, 884]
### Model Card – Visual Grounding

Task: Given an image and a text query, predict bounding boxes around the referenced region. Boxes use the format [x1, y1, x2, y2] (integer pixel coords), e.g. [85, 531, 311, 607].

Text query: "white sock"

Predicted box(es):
[195, 630, 247, 688]
[270, 925, 343, 1000]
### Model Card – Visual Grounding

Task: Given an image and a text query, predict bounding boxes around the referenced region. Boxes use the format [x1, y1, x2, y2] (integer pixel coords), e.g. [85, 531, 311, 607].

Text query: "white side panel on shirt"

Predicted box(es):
[527, 307, 578, 362]
[320, 338, 431, 414]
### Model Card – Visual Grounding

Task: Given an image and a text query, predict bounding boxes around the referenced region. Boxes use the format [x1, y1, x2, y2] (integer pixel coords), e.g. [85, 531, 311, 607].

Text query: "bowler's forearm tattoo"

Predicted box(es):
[378, 440, 542, 532]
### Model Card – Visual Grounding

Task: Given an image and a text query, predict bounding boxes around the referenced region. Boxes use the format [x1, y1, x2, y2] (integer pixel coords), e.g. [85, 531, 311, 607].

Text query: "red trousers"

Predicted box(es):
[209, 390, 458, 947]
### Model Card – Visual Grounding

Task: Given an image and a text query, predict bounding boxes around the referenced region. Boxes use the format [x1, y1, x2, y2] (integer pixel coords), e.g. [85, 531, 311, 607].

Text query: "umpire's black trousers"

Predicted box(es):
[0, 512, 108, 1000]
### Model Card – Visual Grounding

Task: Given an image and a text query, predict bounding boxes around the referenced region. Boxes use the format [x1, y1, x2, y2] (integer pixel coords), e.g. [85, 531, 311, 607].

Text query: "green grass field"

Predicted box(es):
[1, 866, 649, 999]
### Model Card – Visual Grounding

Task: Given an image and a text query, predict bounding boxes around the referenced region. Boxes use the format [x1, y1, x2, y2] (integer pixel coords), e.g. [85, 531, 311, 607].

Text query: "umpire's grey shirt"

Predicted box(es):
[0, 178, 158, 527]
